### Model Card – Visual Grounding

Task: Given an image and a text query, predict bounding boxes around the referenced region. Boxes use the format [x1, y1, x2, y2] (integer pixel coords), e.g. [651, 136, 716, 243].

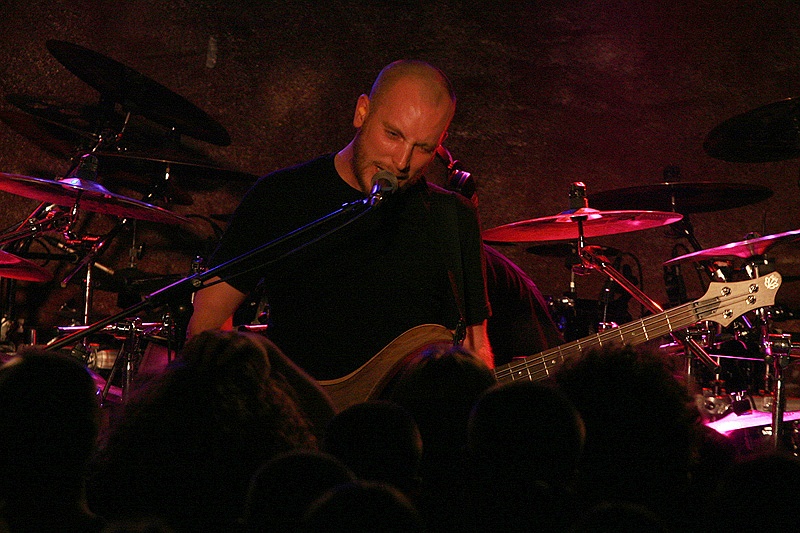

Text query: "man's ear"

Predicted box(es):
[353, 94, 370, 127]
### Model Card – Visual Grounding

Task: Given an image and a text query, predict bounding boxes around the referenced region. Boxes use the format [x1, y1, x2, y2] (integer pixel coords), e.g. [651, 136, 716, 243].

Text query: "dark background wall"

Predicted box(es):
[1, 0, 799, 335]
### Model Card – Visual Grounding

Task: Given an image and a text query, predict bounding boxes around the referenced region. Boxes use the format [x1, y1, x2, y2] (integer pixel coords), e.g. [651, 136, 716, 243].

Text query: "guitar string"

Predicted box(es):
[494, 290, 764, 383]
[495, 295, 726, 382]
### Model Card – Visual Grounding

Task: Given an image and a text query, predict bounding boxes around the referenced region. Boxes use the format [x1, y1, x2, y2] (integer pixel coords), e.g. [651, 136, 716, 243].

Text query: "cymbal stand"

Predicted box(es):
[579, 243, 720, 373]
[60, 217, 126, 325]
[99, 318, 146, 404]
[742, 257, 790, 450]
[0, 204, 74, 344]
[762, 333, 792, 450]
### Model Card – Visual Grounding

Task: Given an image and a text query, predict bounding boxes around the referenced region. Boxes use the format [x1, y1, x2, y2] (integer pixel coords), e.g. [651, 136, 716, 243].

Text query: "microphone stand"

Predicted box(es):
[45, 191, 387, 355]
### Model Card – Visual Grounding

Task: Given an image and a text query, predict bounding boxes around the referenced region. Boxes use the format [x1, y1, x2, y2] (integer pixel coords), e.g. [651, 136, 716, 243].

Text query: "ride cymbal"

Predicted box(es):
[482, 208, 682, 243]
[588, 181, 773, 214]
[46, 40, 231, 146]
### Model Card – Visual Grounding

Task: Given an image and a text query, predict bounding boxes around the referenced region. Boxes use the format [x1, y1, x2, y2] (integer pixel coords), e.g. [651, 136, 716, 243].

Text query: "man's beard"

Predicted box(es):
[351, 132, 425, 192]
[351, 131, 372, 194]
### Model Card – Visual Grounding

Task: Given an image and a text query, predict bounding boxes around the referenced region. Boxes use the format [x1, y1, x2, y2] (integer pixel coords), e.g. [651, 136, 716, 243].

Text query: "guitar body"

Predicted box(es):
[318, 324, 455, 411]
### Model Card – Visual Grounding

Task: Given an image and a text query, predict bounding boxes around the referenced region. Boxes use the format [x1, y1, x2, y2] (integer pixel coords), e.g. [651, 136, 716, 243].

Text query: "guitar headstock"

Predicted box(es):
[697, 272, 782, 327]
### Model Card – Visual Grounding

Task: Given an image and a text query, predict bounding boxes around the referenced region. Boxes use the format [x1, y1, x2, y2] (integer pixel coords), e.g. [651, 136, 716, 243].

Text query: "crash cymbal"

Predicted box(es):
[588, 182, 773, 214]
[663, 228, 800, 266]
[46, 40, 231, 146]
[0, 172, 189, 225]
[482, 208, 683, 243]
[0, 250, 52, 282]
[704, 97, 800, 162]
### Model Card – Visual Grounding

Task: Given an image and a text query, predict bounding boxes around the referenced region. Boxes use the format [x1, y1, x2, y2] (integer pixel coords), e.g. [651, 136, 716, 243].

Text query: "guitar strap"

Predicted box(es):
[434, 195, 467, 345]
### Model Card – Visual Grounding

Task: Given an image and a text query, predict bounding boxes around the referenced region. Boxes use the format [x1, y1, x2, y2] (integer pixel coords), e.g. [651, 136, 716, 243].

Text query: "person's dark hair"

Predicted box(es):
[706, 451, 800, 531]
[300, 480, 424, 533]
[89, 330, 317, 530]
[0, 348, 100, 495]
[468, 379, 585, 488]
[242, 450, 356, 533]
[322, 400, 422, 495]
[386, 344, 496, 455]
[553, 344, 698, 525]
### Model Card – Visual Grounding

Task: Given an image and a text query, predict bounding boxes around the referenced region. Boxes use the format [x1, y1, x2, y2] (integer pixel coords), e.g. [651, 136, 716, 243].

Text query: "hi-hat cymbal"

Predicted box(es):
[663, 228, 800, 266]
[0, 172, 189, 225]
[482, 208, 683, 243]
[0, 250, 52, 282]
[704, 97, 800, 162]
[46, 40, 231, 146]
[588, 182, 773, 214]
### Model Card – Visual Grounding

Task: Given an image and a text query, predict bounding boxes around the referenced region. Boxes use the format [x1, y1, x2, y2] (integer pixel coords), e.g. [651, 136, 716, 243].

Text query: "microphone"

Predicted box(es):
[367, 170, 398, 206]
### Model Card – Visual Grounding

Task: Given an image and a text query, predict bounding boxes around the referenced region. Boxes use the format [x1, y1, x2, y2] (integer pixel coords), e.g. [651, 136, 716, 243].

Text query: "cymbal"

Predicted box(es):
[0, 172, 189, 225]
[0, 250, 53, 282]
[482, 208, 683, 243]
[96, 150, 258, 183]
[588, 182, 773, 214]
[46, 40, 231, 146]
[93, 150, 257, 206]
[663, 228, 800, 266]
[704, 97, 800, 162]
[4, 94, 104, 146]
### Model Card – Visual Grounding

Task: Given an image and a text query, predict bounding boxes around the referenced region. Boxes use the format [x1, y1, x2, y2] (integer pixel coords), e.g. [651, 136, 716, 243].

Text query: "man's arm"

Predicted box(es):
[463, 319, 494, 369]
[187, 278, 248, 337]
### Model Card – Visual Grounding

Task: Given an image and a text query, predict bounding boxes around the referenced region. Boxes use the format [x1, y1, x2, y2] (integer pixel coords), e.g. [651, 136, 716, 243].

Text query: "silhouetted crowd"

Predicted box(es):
[2, 330, 800, 532]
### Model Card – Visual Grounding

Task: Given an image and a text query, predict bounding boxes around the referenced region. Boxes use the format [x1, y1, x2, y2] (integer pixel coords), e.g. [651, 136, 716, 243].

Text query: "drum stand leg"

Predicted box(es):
[99, 319, 145, 404]
[763, 333, 792, 450]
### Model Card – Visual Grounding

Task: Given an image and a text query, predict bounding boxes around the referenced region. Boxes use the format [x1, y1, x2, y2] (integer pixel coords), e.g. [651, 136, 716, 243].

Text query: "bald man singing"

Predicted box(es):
[188, 60, 493, 386]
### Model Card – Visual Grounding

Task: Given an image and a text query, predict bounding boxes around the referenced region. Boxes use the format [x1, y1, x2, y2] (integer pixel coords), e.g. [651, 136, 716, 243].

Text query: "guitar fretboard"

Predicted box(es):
[493, 295, 722, 383]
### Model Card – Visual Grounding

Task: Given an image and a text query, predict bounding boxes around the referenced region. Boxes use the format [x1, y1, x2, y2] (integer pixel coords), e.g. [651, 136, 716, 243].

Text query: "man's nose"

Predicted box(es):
[393, 144, 413, 174]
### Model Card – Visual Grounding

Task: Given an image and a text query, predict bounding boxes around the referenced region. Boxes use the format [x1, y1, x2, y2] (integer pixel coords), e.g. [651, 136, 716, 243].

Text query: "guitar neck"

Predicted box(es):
[494, 297, 708, 384]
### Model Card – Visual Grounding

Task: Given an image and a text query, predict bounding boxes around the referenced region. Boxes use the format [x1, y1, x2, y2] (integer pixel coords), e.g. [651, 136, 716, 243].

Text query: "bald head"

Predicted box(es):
[369, 60, 456, 117]
[336, 60, 457, 192]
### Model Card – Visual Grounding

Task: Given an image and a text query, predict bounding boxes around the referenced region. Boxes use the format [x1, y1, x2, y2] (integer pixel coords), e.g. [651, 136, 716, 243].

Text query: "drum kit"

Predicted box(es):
[0, 41, 256, 401]
[483, 99, 800, 452]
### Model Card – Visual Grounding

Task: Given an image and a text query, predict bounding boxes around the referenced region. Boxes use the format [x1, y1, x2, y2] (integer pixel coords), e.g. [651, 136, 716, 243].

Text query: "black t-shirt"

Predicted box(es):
[208, 154, 490, 379]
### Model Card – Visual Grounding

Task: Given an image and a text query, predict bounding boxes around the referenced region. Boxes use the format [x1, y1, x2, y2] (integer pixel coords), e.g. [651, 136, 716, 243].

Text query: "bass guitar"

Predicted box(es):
[320, 272, 782, 411]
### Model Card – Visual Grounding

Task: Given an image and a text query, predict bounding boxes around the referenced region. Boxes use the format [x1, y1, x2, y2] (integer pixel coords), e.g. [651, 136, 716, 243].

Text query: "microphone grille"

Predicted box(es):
[371, 170, 398, 193]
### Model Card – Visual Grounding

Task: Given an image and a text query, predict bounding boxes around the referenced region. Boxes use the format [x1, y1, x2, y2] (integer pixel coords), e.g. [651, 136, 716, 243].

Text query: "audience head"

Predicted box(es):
[553, 344, 698, 521]
[89, 330, 317, 531]
[569, 501, 670, 533]
[386, 343, 496, 456]
[299, 480, 424, 533]
[242, 450, 356, 533]
[322, 401, 422, 495]
[468, 379, 585, 490]
[706, 451, 800, 531]
[0, 348, 106, 532]
[0, 348, 100, 498]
